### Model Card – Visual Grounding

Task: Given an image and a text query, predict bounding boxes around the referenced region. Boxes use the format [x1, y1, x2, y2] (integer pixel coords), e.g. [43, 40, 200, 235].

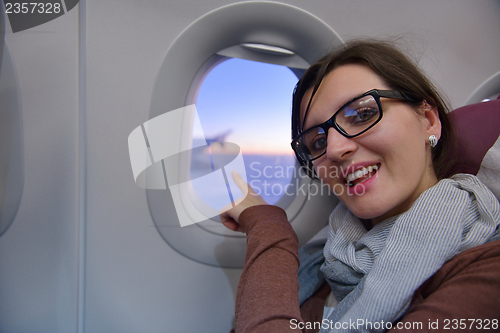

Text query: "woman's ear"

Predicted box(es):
[422, 101, 442, 140]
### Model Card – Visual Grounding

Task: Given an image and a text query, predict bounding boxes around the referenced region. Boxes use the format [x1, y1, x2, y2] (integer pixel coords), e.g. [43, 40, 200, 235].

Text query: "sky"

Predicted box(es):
[194, 57, 299, 155]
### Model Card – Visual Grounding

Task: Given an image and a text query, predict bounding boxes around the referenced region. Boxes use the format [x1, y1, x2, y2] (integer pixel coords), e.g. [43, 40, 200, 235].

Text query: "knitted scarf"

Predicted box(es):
[298, 174, 500, 332]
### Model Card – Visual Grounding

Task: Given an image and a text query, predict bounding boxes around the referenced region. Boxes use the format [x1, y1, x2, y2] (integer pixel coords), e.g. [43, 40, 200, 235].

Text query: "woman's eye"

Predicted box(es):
[310, 135, 327, 152]
[353, 107, 378, 123]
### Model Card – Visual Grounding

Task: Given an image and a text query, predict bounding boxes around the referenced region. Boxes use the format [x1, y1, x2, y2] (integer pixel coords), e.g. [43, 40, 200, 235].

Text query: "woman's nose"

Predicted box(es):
[325, 127, 358, 161]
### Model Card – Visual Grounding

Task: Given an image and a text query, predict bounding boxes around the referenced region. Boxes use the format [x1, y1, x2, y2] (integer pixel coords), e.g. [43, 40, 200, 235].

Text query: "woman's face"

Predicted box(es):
[301, 64, 441, 225]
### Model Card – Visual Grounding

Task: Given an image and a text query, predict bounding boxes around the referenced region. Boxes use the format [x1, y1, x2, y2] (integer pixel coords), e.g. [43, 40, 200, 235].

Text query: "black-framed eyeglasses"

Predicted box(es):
[291, 89, 416, 163]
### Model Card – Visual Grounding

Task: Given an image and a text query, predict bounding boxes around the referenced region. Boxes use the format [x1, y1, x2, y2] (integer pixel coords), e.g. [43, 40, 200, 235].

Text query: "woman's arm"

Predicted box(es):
[221, 172, 307, 332]
[231, 205, 306, 333]
[393, 239, 500, 332]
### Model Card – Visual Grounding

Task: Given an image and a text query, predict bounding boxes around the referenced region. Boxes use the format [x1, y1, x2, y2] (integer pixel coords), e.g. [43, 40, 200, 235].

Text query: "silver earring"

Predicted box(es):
[428, 135, 438, 148]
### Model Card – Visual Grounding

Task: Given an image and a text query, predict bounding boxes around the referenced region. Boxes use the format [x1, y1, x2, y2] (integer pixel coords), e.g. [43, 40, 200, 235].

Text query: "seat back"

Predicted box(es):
[447, 99, 500, 176]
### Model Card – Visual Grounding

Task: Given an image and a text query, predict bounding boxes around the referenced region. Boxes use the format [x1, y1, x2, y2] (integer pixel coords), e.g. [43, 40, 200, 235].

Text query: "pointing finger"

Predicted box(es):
[231, 170, 256, 196]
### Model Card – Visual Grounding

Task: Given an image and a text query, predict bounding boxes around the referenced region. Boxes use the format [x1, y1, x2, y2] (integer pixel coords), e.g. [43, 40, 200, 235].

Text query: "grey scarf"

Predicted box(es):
[298, 174, 500, 332]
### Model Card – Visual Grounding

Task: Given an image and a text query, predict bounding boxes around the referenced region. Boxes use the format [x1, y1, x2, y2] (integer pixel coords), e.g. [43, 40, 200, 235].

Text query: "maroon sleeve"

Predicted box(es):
[232, 205, 306, 333]
[393, 239, 500, 332]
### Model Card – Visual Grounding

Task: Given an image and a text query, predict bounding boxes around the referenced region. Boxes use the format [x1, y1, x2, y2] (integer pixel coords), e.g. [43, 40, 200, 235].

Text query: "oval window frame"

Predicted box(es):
[147, 1, 342, 268]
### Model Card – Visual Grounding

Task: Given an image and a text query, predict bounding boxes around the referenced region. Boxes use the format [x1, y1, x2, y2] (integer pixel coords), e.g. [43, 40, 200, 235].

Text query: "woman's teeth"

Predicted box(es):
[346, 164, 379, 186]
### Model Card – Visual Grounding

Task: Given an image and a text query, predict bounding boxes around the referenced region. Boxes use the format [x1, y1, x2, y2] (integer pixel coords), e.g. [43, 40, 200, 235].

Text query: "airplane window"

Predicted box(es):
[145, 0, 342, 267]
[192, 58, 299, 207]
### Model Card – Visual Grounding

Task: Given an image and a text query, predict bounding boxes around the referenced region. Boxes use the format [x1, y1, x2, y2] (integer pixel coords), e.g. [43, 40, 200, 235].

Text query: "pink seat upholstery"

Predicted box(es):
[447, 99, 500, 176]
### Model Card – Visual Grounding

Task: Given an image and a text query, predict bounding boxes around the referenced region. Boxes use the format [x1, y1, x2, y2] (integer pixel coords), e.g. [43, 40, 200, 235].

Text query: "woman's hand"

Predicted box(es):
[219, 170, 268, 232]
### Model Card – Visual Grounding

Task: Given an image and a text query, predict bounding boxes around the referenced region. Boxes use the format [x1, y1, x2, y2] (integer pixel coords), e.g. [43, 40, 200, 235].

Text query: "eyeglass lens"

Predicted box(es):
[300, 94, 381, 159]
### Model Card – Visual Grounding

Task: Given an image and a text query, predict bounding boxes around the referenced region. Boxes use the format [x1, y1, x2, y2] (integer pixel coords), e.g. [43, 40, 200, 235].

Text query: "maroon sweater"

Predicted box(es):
[231, 205, 500, 333]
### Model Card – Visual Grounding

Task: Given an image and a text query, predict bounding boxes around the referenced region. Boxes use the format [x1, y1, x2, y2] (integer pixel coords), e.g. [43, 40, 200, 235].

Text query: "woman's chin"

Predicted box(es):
[342, 199, 388, 221]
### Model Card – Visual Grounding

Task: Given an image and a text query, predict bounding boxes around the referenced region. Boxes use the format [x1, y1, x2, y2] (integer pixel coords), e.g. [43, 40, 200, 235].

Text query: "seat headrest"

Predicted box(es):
[447, 99, 500, 176]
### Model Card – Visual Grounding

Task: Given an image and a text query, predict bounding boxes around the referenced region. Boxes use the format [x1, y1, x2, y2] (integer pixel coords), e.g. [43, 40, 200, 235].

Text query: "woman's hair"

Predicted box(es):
[291, 39, 456, 180]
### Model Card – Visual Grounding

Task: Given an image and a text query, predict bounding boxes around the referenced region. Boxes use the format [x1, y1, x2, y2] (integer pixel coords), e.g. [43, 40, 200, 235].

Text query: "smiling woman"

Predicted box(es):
[298, 64, 441, 224]
[220, 40, 500, 332]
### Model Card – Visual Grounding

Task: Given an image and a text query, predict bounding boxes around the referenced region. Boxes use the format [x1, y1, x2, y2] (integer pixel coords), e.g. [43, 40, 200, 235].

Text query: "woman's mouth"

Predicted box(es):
[346, 164, 380, 187]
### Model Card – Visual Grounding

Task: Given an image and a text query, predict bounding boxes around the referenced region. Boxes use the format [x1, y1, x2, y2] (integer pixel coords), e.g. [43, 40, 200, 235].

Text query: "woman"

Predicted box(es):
[221, 40, 500, 332]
